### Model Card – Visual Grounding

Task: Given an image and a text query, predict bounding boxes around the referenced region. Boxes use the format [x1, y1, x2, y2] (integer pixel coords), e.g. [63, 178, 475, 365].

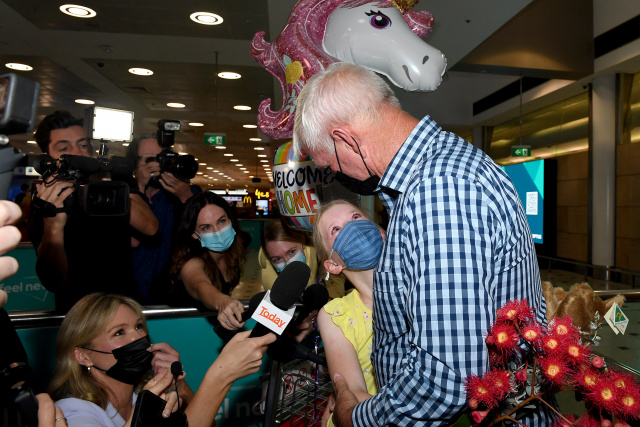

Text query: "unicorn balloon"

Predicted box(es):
[251, 0, 447, 140]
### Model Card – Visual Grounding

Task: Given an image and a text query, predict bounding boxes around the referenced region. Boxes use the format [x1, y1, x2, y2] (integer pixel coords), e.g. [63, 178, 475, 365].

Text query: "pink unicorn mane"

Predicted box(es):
[251, 0, 434, 140]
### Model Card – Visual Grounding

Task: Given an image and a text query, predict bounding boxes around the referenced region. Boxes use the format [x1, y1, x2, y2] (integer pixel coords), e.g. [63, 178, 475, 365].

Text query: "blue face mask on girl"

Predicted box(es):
[196, 223, 236, 252]
[330, 220, 383, 270]
[273, 249, 307, 273]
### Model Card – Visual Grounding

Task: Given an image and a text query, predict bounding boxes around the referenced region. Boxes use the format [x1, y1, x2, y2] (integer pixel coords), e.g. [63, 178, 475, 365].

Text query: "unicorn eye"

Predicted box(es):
[365, 10, 391, 29]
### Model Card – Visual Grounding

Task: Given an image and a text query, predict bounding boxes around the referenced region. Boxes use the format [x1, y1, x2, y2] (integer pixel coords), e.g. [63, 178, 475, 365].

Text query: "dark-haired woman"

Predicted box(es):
[170, 191, 247, 330]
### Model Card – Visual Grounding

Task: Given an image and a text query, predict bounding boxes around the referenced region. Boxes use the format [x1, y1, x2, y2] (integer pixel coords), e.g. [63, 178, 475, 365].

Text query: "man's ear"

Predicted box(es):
[330, 127, 360, 155]
[74, 347, 91, 367]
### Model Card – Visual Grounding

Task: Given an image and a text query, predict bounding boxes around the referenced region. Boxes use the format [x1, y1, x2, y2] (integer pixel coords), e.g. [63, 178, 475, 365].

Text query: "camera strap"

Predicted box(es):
[31, 196, 67, 218]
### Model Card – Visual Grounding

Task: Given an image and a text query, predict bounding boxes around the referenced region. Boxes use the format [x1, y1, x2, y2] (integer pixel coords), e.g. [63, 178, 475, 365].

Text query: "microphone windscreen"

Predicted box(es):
[242, 291, 266, 322]
[63, 155, 101, 174]
[170, 361, 183, 377]
[267, 339, 327, 367]
[302, 283, 329, 311]
[269, 261, 310, 310]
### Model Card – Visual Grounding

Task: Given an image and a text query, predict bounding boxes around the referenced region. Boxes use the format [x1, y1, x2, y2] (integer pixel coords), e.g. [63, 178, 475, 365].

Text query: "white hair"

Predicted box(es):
[292, 63, 400, 156]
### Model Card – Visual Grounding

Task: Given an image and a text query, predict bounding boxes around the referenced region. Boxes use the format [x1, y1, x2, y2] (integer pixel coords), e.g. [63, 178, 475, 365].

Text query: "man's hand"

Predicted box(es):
[331, 374, 358, 427]
[34, 181, 74, 227]
[159, 172, 192, 203]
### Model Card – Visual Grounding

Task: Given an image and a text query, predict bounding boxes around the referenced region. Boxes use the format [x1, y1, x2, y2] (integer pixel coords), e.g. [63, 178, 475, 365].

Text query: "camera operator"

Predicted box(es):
[28, 111, 159, 312]
[125, 134, 194, 304]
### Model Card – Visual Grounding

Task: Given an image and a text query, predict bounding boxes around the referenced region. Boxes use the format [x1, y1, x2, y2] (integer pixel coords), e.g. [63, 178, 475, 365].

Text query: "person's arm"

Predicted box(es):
[33, 181, 75, 292]
[345, 177, 495, 427]
[128, 193, 159, 236]
[179, 257, 245, 329]
[318, 308, 372, 403]
[36, 393, 66, 427]
[184, 331, 276, 427]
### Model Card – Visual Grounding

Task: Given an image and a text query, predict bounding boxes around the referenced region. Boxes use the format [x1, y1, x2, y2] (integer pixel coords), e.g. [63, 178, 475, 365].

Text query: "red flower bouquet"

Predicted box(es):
[465, 299, 640, 426]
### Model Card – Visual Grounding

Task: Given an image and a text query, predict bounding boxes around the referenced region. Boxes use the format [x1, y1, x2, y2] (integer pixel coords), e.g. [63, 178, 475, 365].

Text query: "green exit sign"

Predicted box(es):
[512, 146, 531, 157]
[205, 133, 226, 146]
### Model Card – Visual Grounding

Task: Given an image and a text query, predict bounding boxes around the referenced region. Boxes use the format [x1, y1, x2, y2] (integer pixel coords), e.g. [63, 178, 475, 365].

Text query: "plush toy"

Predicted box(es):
[542, 281, 625, 332]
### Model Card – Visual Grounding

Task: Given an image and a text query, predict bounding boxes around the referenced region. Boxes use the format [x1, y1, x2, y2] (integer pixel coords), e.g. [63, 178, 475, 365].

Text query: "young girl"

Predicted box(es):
[313, 200, 384, 427]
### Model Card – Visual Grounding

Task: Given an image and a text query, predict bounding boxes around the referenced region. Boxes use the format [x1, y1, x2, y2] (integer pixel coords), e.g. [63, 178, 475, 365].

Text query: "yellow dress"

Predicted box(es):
[323, 290, 377, 427]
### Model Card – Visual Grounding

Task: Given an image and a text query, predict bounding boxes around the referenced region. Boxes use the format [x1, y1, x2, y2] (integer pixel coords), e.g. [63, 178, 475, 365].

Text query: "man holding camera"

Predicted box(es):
[29, 111, 158, 311]
[126, 133, 194, 304]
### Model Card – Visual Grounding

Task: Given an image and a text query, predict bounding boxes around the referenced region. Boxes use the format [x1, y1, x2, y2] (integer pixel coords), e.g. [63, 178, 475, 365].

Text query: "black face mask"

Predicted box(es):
[333, 137, 380, 196]
[82, 335, 153, 385]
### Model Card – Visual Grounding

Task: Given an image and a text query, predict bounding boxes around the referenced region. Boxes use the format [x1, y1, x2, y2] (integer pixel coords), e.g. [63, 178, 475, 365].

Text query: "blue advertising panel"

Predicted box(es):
[502, 159, 545, 244]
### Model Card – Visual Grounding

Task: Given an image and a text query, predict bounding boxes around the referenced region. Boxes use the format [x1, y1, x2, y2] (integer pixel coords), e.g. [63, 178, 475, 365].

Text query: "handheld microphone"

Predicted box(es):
[267, 339, 327, 367]
[250, 261, 310, 338]
[170, 361, 183, 377]
[287, 283, 329, 335]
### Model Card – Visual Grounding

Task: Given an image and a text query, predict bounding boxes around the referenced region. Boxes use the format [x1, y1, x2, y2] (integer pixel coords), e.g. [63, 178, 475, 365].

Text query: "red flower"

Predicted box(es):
[470, 409, 490, 425]
[565, 343, 591, 365]
[585, 376, 620, 414]
[608, 371, 639, 392]
[550, 314, 581, 340]
[486, 323, 519, 356]
[541, 335, 565, 355]
[591, 356, 605, 369]
[515, 369, 528, 383]
[486, 369, 513, 399]
[572, 367, 600, 390]
[522, 323, 543, 345]
[574, 414, 603, 427]
[466, 374, 500, 408]
[551, 414, 576, 427]
[496, 299, 534, 324]
[539, 355, 570, 387]
[618, 387, 640, 420]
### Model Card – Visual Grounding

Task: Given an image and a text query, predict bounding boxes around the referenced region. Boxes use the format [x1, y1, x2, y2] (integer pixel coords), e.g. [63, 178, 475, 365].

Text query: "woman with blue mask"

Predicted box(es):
[312, 200, 385, 427]
[259, 217, 346, 300]
[170, 192, 247, 331]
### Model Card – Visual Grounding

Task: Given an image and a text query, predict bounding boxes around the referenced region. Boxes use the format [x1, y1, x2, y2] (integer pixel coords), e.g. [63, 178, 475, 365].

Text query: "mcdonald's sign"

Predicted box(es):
[243, 195, 252, 204]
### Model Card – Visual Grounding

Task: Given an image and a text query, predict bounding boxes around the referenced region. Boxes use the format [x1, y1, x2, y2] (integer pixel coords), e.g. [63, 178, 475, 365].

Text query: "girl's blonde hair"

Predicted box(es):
[312, 199, 369, 262]
[48, 293, 148, 409]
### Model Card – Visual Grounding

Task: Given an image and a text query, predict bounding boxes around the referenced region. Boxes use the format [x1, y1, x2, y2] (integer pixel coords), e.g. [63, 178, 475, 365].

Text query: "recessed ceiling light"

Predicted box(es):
[74, 99, 95, 105]
[5, 63, 32, 71]
[243, 171, 250, 173]
[197, 172, 204, 175]
[223, 153, 233, 157]
[178, 152, 188, 155]
[250, 138, 261, 142]
[218, 173, 224, 175]
[235, 164, 243, 167]
[257, 154, 267, 158]
[189, 122, 204, 127]
[243, 124, 257, 129]
[218, 72, 241, 80]
[240, 168, 247, 170]
[122, 143, 129, 147]
[260, 160, 269, 162]
[59, 4, 96, 18]
[167, 102, 185, 108]
[27, 140, 36, 144]
[198, 163, 207, 166]
[254, 147, 265, 151]
[206, 167, 213, 170]
[190, 12, 223, 25]
[233, 105, 251, 111]
[129, 68, 153, 76]
[230, 159, 239, 162]
[213, 170, 219, 172]
[214, 178, 219, 181]
[215, 146, 226, 149]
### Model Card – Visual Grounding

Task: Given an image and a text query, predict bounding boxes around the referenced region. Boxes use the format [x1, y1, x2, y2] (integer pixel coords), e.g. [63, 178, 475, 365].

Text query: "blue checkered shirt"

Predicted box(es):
[352, 116, 552, 426]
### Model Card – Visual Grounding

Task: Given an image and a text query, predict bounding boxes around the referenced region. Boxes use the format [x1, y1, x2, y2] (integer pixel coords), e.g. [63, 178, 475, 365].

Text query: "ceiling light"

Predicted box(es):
[189, 122, 204, 127]
[223, 153, 233, 157]
[260, 160, 269, 162]
[250, 138, 261, 142]
[27, 140, 36, 144]
[240, 168, 247, 170]
[122, 143, 129, 147]
[74, 99, 94, 105]
[213, 170, 219, 172]
[218, 173, 224, 175]
[230, 159, 239, 162]
[206, 167, 213, 170]
[243, 124, 257, 129]
[243, 171, 250, 173]
[235, 164, 243, 167]
[129, 68, 153, 76]
[59, 4, 96, 18]
[5, 63, 32, 71]
[214, 179, 219, 181]
[190, 11, 223, 26]
[215, 146, 226, 150]
[167, 102, 185, 108]
[257, 154, 267, 158]
[254, 147, 265, 151]
[198, 163, 207, 166]
[218, 72, 241, 79]
[197, 172, 204, 175]
[233, 105, 251, 111]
